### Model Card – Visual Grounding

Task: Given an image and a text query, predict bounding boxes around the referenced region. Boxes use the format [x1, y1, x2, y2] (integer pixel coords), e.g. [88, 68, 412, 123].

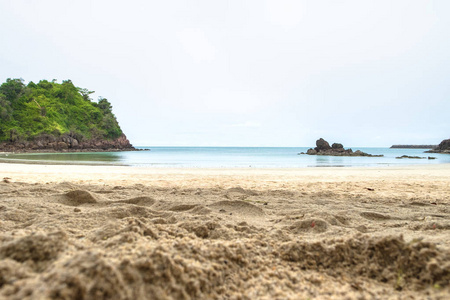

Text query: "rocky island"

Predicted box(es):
[0, 78, 135, 153]
[425, 138, 450, 154]
[302, 138, 383, 157]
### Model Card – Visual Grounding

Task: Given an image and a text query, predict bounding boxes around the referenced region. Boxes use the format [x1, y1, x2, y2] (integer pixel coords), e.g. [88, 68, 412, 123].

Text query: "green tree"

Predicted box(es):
[0, 78, 25, 103]
[98, 97, 112, 113]
[0, 93, 12, 120]
[78, 88, 95, 101]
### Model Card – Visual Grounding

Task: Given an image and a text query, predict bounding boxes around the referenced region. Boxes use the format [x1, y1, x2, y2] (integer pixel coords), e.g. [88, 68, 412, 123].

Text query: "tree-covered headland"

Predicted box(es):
[0, 78, 133, 152]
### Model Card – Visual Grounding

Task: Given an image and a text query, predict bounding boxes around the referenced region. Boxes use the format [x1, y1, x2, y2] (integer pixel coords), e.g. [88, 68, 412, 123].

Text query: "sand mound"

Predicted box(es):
[281, 235, 450, 290]
[0, 182, 14, 192]
[286, 219, 329, 233]
[61, 190, 98, 206]
[179, 220, 227, 239]
[36, 245, 225, 300]
[1, 208, 36, 223]
[0, 259, 31, 289]
[0, 231, 66, 265]
[169, 204, 199, 212]
[116, 196, 155, 207]
[96, 205, 162, 220]
[227, 187, 259, 195]
[3, 232, 448, 299]
[42, 251, 129, 300]
[190, 205, 212, 215]
[409, 221, 450, 231]
[334, 214, 351, 225]
[209, 200, 265, 216]
[3, 232, 241, 299]
[360, 211, 391, 220]
[88, 218, 157, 244]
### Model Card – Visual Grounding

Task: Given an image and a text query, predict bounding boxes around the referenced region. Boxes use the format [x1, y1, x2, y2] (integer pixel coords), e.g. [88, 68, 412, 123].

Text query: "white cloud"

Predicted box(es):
[265, 0, 305, 29]
[177, 28, 216, 63]
[228, 121, 261, 128]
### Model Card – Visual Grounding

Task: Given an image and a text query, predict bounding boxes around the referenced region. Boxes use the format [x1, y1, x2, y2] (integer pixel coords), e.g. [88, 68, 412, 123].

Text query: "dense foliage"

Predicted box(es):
[0, 78, 123, 142]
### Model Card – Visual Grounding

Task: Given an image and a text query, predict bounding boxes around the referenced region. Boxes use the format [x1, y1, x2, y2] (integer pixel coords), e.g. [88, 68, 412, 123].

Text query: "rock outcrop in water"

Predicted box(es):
[395, 155, 436, 160]
[302, 138, 383, 157]
[425, 139, 450, 154]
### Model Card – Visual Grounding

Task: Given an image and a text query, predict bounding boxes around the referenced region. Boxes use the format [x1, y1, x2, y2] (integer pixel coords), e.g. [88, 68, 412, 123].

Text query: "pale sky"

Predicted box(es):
[1, 0, 449, 147]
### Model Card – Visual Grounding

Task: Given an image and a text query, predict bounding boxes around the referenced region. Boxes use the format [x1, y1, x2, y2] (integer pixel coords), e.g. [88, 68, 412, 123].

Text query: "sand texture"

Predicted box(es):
[0, 163, 449, 299]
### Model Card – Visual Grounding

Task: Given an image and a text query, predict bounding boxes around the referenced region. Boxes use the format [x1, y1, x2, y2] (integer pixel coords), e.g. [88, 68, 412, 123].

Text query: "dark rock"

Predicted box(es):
[57, 142, 69, 149]
[305, 139, 383, 157]
[306, 148, 317, 155]
[438, 139, 450, 150]
[71, 138, 79, 148]
[396, 155, 426, 159]
[0, 133, 135, 153]
[354, 150, 364, 156]
[315, 138, 331, 152]
[332, 143, 343, 149]
[426, 139, 450, 154]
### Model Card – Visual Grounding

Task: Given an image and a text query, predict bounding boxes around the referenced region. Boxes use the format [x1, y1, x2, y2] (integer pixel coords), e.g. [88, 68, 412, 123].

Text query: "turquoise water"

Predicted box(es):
[2, 147, 449, 168]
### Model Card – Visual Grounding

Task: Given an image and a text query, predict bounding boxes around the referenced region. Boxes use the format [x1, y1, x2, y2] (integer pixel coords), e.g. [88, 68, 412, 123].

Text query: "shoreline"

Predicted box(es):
[0, 148, 143, 154]
[0, 157, 129, 167]
[2, 162, 449, 186]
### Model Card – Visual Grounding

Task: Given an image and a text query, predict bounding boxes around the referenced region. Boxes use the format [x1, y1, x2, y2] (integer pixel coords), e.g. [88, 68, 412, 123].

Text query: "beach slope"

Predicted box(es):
[0, 163, 449, 299]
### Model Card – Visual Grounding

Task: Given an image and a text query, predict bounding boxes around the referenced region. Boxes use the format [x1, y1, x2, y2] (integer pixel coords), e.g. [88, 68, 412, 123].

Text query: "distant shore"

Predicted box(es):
[390, 144, 437, 149]
[390, 145, 437, 149]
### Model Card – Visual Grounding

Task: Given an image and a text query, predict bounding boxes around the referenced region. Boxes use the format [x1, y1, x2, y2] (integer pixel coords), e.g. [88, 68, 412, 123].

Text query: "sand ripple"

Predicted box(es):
[0, 174, 449, 299]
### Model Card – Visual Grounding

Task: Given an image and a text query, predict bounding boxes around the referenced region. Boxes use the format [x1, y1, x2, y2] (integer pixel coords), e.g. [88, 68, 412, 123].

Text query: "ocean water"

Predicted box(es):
[2, 146, 450, 168]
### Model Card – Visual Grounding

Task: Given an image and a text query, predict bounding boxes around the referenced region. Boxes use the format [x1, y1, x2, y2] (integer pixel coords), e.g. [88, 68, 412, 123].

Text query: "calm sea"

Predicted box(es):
[2, 147, 449, 168]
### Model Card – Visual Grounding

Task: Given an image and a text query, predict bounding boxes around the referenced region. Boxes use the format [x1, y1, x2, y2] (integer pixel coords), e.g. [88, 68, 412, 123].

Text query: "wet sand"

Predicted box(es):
[0, 163, 449, 299]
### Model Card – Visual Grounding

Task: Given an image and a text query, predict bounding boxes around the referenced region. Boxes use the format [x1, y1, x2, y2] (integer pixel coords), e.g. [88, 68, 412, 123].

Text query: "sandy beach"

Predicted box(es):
[0, 162, 449, 299]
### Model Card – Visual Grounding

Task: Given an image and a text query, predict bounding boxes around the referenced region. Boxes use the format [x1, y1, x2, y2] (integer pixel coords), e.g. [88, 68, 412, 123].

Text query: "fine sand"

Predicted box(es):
[0, 163, 449, 299]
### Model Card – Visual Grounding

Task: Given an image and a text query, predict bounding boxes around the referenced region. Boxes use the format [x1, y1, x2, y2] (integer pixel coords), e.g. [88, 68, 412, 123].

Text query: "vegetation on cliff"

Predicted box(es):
[0, 78, 125, 144]
[0, 78, 122, 142]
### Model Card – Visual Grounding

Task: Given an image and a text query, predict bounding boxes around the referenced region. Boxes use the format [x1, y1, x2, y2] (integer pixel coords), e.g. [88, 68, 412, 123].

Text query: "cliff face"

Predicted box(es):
[0, 78, 135, 153]
[0, 133, 134, 153]
[426, 139, 450, 154]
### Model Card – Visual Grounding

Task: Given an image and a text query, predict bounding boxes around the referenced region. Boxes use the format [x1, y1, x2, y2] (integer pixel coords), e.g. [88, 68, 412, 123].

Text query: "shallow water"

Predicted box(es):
[2, 146, 449, 168]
